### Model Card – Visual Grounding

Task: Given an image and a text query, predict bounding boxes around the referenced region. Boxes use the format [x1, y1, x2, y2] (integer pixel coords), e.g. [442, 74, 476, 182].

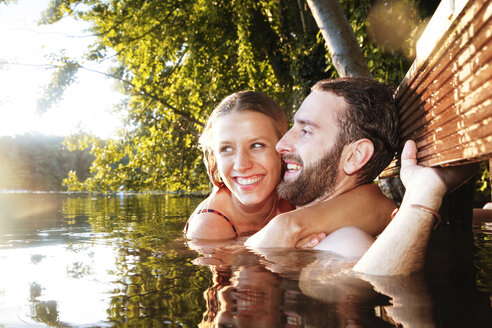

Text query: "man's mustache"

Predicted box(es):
[281, 154, 303, 166]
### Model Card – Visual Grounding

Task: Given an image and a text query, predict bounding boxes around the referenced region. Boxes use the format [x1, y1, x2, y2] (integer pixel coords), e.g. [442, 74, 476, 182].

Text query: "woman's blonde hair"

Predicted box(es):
[199, 91, 288, 187]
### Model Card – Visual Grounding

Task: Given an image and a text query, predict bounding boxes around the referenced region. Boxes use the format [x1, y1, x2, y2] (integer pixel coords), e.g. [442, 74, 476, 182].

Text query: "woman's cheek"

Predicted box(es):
[215, 156, 229, 176]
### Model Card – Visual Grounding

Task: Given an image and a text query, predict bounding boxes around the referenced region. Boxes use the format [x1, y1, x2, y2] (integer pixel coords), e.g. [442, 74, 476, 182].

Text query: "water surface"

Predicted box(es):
[0, 193, 491, 327]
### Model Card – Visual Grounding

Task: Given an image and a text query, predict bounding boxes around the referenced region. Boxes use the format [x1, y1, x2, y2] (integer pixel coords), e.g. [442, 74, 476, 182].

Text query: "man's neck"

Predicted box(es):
[298, 175, 360, 208]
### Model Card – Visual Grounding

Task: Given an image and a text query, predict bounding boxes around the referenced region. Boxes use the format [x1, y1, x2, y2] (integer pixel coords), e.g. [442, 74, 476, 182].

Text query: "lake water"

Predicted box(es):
[0, 193, 491, 327]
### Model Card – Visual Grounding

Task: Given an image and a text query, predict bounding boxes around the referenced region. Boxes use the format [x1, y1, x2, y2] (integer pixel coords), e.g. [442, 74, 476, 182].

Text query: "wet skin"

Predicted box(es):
[212, 111, 282, 212]
[276, 91, 346, 186]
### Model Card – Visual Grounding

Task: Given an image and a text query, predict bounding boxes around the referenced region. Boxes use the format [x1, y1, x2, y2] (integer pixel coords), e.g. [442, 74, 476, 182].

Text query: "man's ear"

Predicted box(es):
[342, 139, 374, 175]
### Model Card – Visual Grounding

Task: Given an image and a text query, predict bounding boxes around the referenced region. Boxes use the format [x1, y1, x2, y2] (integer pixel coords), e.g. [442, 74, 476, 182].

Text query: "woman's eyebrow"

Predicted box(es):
[248, 136, 270, 143]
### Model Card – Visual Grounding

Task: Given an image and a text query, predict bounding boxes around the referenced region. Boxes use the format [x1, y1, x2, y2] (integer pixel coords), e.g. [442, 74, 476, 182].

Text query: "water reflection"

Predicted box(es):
[0, 193, 209, 327]
[190, 237, 492, 328]
[190, 242, 396, 327]
[0, 193, 491, 327]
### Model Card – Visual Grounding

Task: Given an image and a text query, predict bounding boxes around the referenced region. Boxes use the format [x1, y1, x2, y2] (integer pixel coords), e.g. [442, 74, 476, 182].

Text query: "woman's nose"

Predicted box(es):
[276, 130, 295, 154]
[233, 150, 253, 171]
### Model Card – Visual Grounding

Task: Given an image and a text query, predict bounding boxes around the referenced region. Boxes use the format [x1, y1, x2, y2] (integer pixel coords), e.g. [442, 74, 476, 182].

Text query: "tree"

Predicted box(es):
[306, 0, 371, 77]
[0, 134, 93, 191]
[36, 0, 409, 192]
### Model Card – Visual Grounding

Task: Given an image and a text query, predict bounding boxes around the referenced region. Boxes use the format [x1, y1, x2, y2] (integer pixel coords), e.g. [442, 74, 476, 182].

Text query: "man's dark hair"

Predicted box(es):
[312, 77, 399, 184]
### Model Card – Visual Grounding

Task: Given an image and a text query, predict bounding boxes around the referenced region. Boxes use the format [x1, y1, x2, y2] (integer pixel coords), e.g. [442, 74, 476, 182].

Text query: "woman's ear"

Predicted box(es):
[342, 139, 374, 175]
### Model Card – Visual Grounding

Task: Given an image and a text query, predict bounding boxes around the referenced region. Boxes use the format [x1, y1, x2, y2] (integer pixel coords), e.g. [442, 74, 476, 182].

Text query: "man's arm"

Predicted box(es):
[353, 140, 478, 275]
[245, 183, 395, 248]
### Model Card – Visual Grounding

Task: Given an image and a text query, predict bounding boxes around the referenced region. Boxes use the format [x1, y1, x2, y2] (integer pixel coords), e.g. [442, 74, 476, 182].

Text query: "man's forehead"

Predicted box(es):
[293, 111, 320, 128]
[294, 91, 346, 127]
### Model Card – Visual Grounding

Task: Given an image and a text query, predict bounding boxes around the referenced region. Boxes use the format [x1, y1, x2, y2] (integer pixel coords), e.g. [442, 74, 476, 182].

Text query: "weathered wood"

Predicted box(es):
[380, 0, 492, 178]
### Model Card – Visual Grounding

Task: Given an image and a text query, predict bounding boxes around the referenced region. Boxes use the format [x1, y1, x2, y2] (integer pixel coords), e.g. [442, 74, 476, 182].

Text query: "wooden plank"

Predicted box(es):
[399, 25, 492, 135]
[396, 0, 489, 112]
[399, 34, 492, 135]
[402, 73, 492, 144]
[380, 0, 492, 178]
[398, 0, 491, 125]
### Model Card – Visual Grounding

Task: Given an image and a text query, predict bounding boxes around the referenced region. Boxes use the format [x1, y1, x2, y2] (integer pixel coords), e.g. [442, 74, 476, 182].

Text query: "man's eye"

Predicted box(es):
[301, 128, 311, 136]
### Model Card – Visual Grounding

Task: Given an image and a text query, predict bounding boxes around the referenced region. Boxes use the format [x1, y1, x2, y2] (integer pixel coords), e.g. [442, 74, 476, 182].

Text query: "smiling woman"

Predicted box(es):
[213, 111, 282, 209]
[185, 91, 292, 239]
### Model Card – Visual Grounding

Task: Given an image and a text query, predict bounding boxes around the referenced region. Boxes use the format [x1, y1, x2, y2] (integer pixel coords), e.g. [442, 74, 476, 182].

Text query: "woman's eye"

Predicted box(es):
[251, 142, 265, 149]
[220, 146, 233, 153]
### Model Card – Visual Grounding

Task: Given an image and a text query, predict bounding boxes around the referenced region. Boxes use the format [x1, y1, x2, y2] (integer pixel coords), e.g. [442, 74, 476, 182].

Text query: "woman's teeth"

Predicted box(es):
[236, 176, 262, 185]
[287, 163, 302, 171]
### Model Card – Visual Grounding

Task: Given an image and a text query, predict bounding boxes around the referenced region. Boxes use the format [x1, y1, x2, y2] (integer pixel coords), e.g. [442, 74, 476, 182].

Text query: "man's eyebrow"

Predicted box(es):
[294, 117, 320, 129]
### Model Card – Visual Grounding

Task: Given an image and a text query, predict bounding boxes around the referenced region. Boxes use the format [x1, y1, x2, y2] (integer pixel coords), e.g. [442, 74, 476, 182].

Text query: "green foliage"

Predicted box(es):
[474, 227, 492, 293]
[0, 134, 92, 191]
[474, 161, 491, 207]
[39, 0, 74, 24]
[40, 0, 413, 192]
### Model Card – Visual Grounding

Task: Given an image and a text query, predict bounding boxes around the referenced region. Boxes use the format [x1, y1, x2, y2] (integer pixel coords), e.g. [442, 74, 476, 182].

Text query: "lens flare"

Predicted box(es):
[367, 0, 429, 60]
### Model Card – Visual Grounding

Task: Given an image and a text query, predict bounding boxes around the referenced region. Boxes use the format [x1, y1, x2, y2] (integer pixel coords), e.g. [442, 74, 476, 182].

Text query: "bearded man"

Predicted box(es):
[247, 77, 398, 254]
[246, 77, 476, 275]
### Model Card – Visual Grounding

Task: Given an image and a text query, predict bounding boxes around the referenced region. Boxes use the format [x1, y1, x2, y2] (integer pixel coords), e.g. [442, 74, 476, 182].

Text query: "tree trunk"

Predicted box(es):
[306, 0, 371, 78]
[307, 0, 407, 203]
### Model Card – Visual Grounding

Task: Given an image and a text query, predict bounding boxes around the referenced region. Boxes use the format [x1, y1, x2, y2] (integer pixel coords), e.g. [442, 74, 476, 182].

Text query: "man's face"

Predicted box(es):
[276, 91, 347, 206]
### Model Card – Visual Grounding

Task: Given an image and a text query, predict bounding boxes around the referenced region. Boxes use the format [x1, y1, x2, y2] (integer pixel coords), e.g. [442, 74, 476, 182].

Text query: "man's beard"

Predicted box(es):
[277, 144, 343, 206]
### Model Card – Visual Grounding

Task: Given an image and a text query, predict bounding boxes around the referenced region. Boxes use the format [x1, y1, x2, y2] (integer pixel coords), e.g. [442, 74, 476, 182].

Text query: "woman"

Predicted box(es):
[185, 91, 394, 241]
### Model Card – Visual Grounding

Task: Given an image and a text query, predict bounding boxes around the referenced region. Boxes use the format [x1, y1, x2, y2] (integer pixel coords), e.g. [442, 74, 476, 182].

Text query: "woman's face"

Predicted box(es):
[212, 111, 282, 207]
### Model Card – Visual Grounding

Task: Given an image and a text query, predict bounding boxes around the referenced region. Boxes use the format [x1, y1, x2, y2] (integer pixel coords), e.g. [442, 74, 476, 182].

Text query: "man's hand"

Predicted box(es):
[296, 232, 327, 248]
[400, 140, 478, 194]
[399, 140, 478, 210]
[245, 213, 299, 248]
[353, 140, 479, 276]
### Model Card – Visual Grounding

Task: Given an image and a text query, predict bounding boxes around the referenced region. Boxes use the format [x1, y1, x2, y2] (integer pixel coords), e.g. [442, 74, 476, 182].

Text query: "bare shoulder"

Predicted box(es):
[186, 191, 236, 240]
[186, 211, 237, 240]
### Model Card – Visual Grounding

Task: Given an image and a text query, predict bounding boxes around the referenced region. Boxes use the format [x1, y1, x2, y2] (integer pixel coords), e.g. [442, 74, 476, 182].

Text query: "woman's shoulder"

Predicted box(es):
[186, 211, 237, 240]
[185, 193, 237, 240]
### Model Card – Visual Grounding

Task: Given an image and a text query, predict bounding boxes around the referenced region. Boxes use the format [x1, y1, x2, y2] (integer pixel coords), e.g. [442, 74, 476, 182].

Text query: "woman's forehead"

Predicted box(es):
[213, 111, 280, 141]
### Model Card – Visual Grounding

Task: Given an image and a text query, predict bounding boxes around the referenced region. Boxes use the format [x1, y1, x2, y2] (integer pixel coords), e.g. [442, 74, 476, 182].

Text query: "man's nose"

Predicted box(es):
[233, 149, 253, 171]
[276, 130, 295, 154]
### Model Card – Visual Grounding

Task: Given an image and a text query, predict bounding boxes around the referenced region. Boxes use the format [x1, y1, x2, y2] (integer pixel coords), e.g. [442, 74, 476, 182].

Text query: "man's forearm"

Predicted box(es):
[245, 213, 301, 247]
[246, 184, 395, 248]
[353, 180, 446, 275]
[282, 183, 395, 239]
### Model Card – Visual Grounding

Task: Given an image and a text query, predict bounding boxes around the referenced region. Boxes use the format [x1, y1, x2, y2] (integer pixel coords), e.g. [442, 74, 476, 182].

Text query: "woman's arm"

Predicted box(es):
[245, 183, 395, 248]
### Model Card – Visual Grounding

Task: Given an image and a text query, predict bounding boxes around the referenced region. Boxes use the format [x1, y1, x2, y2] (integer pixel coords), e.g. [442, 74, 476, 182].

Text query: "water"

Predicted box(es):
[0, 193, 491, 327]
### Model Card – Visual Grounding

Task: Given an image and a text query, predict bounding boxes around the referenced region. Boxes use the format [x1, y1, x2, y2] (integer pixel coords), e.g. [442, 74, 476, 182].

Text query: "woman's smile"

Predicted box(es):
[212, 110, 282, 206]
[235, 175, 264, 187]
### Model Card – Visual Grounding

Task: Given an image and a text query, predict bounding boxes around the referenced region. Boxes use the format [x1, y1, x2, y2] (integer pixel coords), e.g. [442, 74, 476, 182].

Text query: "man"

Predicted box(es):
[246, 77, 476, 275]
[277, 78, 398, 208]
[246, 77, 399, 251]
